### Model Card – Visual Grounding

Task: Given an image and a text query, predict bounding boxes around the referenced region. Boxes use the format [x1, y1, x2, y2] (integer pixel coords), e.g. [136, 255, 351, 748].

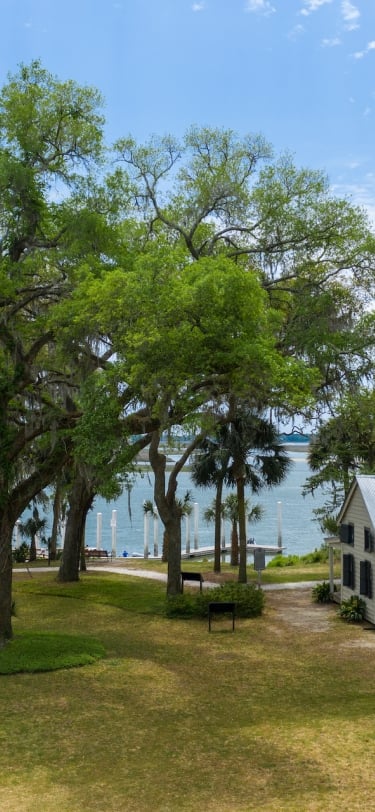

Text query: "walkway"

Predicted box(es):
[14, 563, 337, 591]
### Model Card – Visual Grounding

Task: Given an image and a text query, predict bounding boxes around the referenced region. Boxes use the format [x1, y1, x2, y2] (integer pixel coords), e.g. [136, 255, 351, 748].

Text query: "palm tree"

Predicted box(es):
[226, 403, 291, 583]
[204, 493, 264, 566]
[191, 430, 232, 572]
[19, 504, 48, 562]
[193, 402, 291, 582]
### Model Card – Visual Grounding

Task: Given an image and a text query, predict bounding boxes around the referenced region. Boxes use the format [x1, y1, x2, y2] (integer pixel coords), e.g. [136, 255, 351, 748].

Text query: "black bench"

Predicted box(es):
[181, 571, 204, 593]
[208, 601, 236, 632]
[85, 548, 109, 559]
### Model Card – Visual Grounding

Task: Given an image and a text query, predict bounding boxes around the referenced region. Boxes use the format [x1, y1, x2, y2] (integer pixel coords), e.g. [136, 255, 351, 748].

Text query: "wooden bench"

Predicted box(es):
[84, 548, 109, 559]
[208, 601, 236, 632]
[181, 571, 204, 593]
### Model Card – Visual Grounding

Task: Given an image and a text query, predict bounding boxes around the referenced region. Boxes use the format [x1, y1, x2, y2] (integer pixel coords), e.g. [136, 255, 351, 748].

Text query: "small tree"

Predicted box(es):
[19, 506, 48, 562]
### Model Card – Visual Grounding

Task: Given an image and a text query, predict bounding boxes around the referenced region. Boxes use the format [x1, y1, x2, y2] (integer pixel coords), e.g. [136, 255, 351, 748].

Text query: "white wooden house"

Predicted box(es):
[336, 475, 375, 624]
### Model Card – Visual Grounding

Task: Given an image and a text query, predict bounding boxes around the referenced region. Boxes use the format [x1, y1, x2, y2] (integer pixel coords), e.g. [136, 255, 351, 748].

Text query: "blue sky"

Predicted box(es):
[1, 0, 375, 219]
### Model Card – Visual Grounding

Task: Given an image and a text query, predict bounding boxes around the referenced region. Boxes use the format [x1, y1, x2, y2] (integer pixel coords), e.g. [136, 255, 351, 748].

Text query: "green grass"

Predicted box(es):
[0, 631, 105, 674]
[3, 566, 367, 812]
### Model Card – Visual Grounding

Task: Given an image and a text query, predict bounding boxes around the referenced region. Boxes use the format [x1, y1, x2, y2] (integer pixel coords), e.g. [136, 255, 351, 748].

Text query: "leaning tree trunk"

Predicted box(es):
[58, 472, 94, 582]
[149, 429, 203, 596]
[0, 509, 15, 646]
[149, 430, 183, 596]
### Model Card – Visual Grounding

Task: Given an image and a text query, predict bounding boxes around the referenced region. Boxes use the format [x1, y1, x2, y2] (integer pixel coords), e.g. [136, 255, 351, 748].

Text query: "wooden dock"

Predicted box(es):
[181, 544, 284, 559]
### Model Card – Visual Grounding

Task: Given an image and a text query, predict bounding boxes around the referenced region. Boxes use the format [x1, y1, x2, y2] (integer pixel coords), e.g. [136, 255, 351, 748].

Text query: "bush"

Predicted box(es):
[267, 554, 300, 568]
[166, 594, 197, 618]
[312, 581, 331, 603]
[339, 595, 366, 623]
[166, 582, 265, 619]
[12, 542, 30, 563]
[302, 547, 329, 564]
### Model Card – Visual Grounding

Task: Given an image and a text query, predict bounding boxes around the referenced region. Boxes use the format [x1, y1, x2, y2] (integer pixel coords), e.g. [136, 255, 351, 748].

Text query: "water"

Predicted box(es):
[79, 450, 326, 558]
[15, 450, 326, 559]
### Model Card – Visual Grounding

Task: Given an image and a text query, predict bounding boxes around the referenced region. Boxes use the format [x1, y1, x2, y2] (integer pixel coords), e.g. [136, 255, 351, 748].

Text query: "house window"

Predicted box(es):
[343, 553, 355, 589]
[364, 528, 374, 552]
[360, 560, 372, 599]
[340, 523, 354, 545]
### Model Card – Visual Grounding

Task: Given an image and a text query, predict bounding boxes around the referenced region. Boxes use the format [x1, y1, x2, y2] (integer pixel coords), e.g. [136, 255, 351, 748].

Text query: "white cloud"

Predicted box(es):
[352, 41, 375, 60]
[321, 37, 341, 47]
[300, 0, 332, 17]
[341, 1, 360, 31]
[288, 24, 305, 40]
[332, 180, 375, 225]
[192, 2, 205, 10]
[245, 0, 276, 15]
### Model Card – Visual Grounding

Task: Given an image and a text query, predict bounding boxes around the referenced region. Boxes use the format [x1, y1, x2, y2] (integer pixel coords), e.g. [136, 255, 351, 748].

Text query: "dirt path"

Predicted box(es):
[266, 587, 336, 632]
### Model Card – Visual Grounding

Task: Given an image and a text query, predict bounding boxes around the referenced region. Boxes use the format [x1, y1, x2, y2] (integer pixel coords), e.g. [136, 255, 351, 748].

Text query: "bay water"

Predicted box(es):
[80, 449, 326, 559]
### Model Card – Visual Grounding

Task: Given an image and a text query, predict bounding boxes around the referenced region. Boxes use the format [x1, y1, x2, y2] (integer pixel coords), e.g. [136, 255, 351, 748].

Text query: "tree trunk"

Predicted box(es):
[165, 513, 182, 596]
[0, 509, 15, 646]
[162, 529, 169, 563]
[58, 472, 94, 582]
[29, 533, 37, 562]
[214, 479, 223, 573]
[237, 474, 248, 583]
[149, 430, 182, 596]
[50, 484, 63, 561]
[230, 521, 239, 567]
[80, 534, 87, 572]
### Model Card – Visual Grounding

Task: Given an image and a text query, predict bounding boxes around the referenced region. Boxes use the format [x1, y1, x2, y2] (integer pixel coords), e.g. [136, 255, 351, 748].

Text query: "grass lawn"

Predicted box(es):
[1, 565, 372, 811]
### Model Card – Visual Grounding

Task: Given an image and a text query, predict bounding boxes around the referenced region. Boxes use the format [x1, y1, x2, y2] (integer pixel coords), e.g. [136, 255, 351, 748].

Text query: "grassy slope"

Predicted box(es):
[1, 566, 371, 812]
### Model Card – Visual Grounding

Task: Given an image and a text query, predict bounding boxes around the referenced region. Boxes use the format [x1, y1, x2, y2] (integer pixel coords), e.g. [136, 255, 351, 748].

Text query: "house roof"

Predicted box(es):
[339, 475, 375, 529]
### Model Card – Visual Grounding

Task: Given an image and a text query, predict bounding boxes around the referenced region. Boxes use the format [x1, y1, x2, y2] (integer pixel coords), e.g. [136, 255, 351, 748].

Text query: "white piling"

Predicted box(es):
[277, 501, 282, 550]
[60, 518, 66, 549]
[144, 511, 150, 559]
[194, 503, 199, 550]
[96, 512, 102, 550]
[111, 510, 117, 559]
[221, 517, 226, 549]
[185, 513, 190, 556]
[153, 508, 159, 557]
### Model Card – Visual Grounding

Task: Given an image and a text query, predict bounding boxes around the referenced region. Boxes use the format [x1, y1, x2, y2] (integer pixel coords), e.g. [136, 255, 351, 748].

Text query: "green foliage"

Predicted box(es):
[303, 389, 375, 532]
[166, 582, 265, 619]
[267, 554, 300, 568]
[339, 595, 366, 623]
[301, 547, 330, 564]
[165, 594, 198, 618]
[267, 546, 333, 569]
[312, 581, 331, 603]
[12, 542, 30, 563]
[0, 632, 105, 674]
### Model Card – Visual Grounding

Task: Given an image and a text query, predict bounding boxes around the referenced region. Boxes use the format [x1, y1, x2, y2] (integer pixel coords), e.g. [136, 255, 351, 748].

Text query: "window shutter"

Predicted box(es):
[343, 554, 355, 589]
[364, 528, 374, 552]
[340, 524, 354, 544]
[360, 560, 372, 598]
[360, 561, 367, 595]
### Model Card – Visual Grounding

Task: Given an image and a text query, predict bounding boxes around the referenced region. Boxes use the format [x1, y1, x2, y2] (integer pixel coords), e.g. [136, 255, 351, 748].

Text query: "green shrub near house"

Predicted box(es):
[339, 595, 366, 622]
[312, 581, 331, 603]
